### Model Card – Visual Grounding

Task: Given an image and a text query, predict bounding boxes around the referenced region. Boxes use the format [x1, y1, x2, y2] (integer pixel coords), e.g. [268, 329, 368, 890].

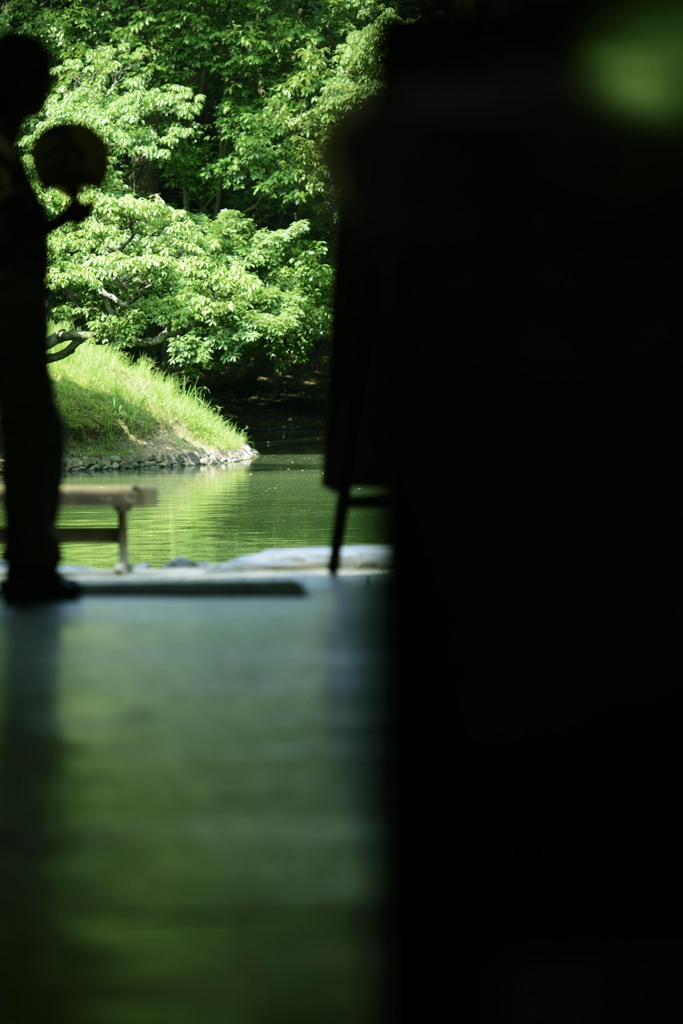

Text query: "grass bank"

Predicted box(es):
[49, 344, 249, 460]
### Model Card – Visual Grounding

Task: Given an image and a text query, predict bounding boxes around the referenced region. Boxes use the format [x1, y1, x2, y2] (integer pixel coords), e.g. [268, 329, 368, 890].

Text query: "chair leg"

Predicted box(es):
[114, 508, 131, 575]
[330, 487, 349, 574]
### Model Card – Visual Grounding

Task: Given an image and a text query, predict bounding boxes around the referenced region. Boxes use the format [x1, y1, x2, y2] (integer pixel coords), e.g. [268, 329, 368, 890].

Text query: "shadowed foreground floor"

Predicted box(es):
[0, 570, 392, 1024]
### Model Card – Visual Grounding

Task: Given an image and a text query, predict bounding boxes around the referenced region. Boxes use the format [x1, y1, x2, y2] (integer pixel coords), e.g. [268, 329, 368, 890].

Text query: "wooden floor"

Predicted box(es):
[0, 572, 393, 1024]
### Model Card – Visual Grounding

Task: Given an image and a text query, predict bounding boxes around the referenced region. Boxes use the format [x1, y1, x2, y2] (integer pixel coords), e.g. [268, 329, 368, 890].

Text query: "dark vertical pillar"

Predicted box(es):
[348, 3, 683, 1020]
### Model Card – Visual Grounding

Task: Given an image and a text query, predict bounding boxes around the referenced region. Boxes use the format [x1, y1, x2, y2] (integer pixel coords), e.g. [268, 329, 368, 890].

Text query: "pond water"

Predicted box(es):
[49, 435, 391, 569]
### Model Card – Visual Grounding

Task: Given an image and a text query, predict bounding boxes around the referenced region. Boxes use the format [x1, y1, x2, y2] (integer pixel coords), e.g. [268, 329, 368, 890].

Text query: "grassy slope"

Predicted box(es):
[49, 344, 249, 459]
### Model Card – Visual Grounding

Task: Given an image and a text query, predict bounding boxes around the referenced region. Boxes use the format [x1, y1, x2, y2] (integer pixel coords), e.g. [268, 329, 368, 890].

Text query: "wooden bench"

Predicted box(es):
[0, 484, 158, 574]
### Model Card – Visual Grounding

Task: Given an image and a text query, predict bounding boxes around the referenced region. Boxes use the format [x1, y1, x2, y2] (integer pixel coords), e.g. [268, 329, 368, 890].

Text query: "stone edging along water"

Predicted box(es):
[60, 444, 259, 474]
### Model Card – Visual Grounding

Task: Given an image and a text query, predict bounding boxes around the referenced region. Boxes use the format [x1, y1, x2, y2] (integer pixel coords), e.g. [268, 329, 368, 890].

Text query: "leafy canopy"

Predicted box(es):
[0, 0, 416, 372]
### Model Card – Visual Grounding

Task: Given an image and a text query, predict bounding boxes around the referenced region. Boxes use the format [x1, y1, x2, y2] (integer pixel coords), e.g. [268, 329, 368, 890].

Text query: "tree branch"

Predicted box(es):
[135, 326, 172, 348]
[97, 287, 128, 313]
[97, 281, 153, 313]
[45, 329, 92, 362]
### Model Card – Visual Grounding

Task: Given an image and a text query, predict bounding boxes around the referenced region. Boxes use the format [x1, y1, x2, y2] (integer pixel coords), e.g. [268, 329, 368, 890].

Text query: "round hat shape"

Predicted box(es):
[34, 124, 108, 195]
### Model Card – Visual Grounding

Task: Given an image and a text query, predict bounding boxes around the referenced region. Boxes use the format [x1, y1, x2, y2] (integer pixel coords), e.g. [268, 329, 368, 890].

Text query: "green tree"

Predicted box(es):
[0, 0, 417, 375]
[45, 193, 333, 372]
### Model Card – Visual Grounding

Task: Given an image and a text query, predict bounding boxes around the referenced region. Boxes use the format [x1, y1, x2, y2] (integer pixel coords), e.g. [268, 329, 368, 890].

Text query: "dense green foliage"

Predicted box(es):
[1, 0, 418, 373]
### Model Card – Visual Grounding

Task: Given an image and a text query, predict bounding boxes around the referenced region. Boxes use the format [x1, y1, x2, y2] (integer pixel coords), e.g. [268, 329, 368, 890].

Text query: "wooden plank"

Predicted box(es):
[0, 527, 121, 543]
[55, 528, 121, 543]
[0, 527, 120, 544]
[0, 485, 158, 508]
[58, 486, 158, 509]
[0, 485, 158, 572]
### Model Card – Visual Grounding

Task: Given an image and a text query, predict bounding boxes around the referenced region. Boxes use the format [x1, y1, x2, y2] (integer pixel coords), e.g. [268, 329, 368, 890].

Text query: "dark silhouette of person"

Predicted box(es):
[0, 34, 91, 604]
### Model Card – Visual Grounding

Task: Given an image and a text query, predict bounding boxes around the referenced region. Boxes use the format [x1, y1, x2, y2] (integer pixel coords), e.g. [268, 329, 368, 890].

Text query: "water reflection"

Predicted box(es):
[0, 607, 108, 1024]
[52, 443, 390, 569]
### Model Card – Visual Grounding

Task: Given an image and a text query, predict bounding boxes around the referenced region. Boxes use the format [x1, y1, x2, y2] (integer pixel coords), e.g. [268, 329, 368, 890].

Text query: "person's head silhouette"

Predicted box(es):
[0, 34, 53, 138]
